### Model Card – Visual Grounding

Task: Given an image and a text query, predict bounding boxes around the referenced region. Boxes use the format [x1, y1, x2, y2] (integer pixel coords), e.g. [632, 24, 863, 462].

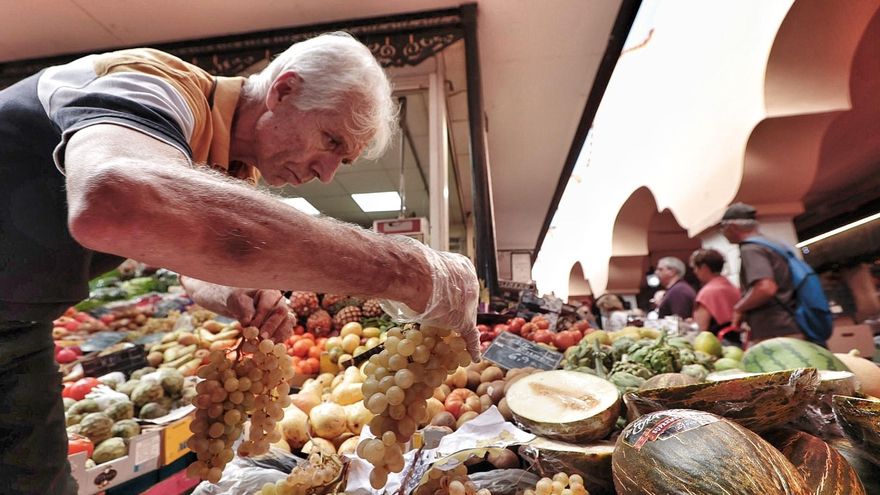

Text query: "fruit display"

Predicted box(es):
[414, 463, 493, 495]
[612, 409, 811, 494]
[260, 450, 346, 495]
[142, 320, 241, 374]
[831, 395, 880, 464]
[519, 438, 614, 495]
[357, 324, 473, 489]
[186, 326, 295, 483]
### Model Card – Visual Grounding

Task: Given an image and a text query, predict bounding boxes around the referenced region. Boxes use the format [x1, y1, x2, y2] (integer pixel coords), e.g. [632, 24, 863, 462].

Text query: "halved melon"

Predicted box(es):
[519, 437, 615, 495]
[624, 368, 819, 432]
[505, 370, 620, 442]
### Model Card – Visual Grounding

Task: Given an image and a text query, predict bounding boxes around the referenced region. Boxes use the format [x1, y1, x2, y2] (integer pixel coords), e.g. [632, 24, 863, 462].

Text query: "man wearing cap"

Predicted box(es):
[720, 203, 800, 341]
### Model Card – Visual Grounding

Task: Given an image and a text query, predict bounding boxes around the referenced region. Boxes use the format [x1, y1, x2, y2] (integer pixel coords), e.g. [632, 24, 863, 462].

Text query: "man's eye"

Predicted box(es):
[324, 133, 340, 149]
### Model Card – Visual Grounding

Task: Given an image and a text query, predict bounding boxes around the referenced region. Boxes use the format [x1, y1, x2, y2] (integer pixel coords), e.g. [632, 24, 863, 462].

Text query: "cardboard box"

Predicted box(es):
[161, 414, 194, 466]
[70, 428, 161, 495]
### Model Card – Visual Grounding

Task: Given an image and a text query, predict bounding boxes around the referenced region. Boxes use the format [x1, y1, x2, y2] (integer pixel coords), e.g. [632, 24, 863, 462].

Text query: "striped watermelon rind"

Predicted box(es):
[742, 338, 850, 373]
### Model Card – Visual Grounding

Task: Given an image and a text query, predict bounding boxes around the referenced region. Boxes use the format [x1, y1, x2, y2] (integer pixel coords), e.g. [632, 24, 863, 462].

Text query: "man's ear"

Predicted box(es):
[266, 71, 302, 111]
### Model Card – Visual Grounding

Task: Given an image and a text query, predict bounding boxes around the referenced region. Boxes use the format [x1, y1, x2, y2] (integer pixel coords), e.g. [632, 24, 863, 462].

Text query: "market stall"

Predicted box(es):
[55, 272, 880, 494]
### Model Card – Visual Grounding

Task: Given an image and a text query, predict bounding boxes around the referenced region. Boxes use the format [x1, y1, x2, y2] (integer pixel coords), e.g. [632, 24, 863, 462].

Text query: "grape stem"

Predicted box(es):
[395, 446, 425, 495]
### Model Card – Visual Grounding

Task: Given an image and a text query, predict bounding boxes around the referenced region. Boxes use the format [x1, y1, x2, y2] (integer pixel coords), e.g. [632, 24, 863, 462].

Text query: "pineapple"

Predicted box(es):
[333, 305, 363, 331]
[289, 291, 319, 318]
[321, 294, 344, 312]
[361, 299, 384, 318]
[322, 294, 364, 314]
[306, 309, 333, 336]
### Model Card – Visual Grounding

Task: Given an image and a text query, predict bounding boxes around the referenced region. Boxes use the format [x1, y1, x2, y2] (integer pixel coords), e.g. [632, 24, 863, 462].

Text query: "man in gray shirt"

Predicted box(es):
[721, 203, 800, 341]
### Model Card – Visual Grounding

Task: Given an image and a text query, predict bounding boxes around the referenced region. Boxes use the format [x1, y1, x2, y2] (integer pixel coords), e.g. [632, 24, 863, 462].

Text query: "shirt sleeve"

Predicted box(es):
[37, 57, 195, 172]
[740, 244, 775, 288]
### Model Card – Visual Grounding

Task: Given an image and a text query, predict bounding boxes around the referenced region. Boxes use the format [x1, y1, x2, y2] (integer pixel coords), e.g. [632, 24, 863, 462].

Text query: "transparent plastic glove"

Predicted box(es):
[380, 237, 480, 360]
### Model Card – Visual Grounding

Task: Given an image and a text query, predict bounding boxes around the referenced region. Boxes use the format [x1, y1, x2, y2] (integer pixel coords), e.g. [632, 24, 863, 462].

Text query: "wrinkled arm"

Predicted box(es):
[734, 278, 778, 313]
[64, 124, 431, 311]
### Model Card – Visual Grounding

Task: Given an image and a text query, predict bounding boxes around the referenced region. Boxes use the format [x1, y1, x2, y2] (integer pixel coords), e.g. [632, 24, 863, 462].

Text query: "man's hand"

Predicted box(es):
[180, 277, 294, 343]
[731, 309, 743, 328]
[379, 239, 481, 361]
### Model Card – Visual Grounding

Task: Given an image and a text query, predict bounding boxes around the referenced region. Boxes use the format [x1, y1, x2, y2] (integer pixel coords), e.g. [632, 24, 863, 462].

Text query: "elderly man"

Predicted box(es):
[720, 203, 801, 342]
[0, 33, 478, 494]
[655, 256, 696, 319]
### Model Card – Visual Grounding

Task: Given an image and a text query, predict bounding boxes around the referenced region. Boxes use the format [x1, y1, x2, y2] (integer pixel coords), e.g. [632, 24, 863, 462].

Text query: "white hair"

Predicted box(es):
[658, 256, 686, 277]
[247, 32, 396, 159]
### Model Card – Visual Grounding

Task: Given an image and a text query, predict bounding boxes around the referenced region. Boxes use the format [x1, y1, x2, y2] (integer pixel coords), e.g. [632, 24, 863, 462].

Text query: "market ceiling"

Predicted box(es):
[0, 0, 629, 257]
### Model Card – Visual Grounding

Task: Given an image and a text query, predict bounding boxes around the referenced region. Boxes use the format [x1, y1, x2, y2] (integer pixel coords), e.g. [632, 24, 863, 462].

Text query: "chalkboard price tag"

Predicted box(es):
[482, 331, 563, 371]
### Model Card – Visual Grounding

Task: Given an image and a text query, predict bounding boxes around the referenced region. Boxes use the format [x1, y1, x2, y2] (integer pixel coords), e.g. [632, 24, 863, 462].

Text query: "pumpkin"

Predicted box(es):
[79, 412, 114, 445]
[612, 409, 810, 495]
[764, 429, 866, 495]
[93, 437, 127, 464]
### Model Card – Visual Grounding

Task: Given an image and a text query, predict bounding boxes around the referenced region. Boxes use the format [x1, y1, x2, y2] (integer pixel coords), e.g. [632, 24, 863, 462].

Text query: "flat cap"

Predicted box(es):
[722, 202, 757, 221]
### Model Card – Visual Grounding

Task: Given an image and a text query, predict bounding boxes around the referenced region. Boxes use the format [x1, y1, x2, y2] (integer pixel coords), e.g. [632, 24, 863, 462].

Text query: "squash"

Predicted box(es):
[834, 351, 880, 397]
[612, 409, 810, 495]
[764, 429, 866, 495]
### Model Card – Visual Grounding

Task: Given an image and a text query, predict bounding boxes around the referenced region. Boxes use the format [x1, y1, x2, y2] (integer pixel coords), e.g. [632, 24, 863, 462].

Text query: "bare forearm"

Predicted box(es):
[734, 280, 777, 313]
[65, 129, 431, 311]
[692, 305, 712, 331]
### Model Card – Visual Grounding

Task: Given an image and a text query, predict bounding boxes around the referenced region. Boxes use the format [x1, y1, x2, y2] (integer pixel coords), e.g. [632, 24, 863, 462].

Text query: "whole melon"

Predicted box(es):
[742, 338, 850, 373]
[639, 373, 699, 391]
[764, 429, 866, 495]
[139, 402, 169, 420]
[111, 419, 141, 439]
[131, 382, 164, 407]
[79, 412, 114, 445]
[612, 409, 810, 495]
[834, 351, 880, 397]
[93, 437, 127, 464]
[105, 400, 134, 422]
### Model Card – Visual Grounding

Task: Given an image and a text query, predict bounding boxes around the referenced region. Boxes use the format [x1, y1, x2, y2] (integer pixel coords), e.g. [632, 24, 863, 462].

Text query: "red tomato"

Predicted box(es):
[476, 324, 491, 334]
[293, 325, 305, 336]
[68, 432, 94, 457]
[292, 339, 312, 358]
[553, 330, 580, 350]
[507, 317, 526, 335]
[74, 312, 91, 323]
[63, 321, 79, 332]
[533, 330, 555, 345]
[66, 377, 100, 401]
[308, 346, 322, 359]
[56, 348, 78, 364]
[534, 319, 550, 330]
[492, 324, 509, 335]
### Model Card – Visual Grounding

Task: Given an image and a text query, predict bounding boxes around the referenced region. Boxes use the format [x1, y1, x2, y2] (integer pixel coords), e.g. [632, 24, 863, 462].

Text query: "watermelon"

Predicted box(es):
[623, 368, 819, 432]
[764, 429, 866, 495]
[612, 409, 810, 494]
[742, 338, 850, 373]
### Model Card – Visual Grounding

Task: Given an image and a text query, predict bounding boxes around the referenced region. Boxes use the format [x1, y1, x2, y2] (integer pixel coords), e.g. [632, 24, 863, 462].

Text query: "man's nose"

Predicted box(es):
[313, 155, 342, 183]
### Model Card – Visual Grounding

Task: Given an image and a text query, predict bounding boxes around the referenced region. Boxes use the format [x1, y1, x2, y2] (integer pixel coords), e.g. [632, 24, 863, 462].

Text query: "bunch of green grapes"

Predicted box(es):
[186, 326, 295, 483]
[357, 324, 473, 489]
[258, 451, 344, 495]
[524, 473, 590, 495]
[415, 463, 492, 495]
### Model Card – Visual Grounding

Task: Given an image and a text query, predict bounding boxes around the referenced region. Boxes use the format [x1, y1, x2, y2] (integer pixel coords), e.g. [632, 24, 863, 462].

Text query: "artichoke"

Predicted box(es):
[611, 337, 637, 361]
[629, 332, 681, 375]
[609, 371, 647, 394]
[609, 359, 654, 380]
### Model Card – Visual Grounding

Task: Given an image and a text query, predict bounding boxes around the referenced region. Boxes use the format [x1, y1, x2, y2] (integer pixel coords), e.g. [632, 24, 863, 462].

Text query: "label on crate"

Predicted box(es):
[482, 331, 563, 371]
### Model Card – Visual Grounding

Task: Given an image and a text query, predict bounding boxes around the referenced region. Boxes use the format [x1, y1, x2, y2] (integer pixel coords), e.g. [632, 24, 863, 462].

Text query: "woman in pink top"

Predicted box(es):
[689, 249, 741, 335]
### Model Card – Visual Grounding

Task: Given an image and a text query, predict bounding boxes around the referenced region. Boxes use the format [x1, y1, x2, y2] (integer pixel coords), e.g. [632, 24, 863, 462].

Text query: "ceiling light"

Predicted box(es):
[280, 197, 320, 216]
[351, 192, 401, 212]
[796, 211, 880, 248]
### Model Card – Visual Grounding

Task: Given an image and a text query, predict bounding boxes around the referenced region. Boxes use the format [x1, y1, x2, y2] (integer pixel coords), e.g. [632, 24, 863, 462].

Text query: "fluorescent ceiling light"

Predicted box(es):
[280, 197, 320, 216]
[796, 211, 880, 248]
[351, 191, 401, 212]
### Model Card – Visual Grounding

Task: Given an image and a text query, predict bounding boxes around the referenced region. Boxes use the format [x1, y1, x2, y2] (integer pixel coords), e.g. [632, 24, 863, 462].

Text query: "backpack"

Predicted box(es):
[743, 237, 833, 345]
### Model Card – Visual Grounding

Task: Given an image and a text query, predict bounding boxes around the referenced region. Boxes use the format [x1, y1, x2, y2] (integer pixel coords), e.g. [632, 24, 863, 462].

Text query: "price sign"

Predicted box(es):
[482, 331, 563, 371]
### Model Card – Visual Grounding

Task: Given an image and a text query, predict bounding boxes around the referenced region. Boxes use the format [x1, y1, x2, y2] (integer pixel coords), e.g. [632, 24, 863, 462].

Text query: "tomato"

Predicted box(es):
[293, 325, 305, 336]
[507, 317, 526, 334]
[534, 319, 550, 330]
[63, 321, 79, 332]
[56, 348, 78, 364]
[65, 377, 100, 401]
[553, 330, 580, 350]
[68, 432, 94, 457]
[315, 337, 328, 349]
[492, 324, 509, 335]
[292, 339, 312, 358]
[476, 324, 491, 334]
[533, 330, 555, 345]
[308, 346, 322, 359]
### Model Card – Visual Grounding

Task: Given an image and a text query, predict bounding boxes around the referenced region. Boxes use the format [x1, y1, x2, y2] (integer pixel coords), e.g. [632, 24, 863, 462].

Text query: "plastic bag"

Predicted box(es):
[378, 236, 480, 359]
[468, 469, 540, 495]
[192, 445, 303, 495]
[84, 384, 130, 409]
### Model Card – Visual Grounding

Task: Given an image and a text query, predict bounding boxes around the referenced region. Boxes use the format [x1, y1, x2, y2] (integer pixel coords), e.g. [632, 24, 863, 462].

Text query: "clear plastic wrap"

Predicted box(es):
[518, 439, 615, 495]
[623, 367, 820, 432]
[191, 445, 302, 495]
[379, 236, 480, 359]
[468, 469, 540, 495]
